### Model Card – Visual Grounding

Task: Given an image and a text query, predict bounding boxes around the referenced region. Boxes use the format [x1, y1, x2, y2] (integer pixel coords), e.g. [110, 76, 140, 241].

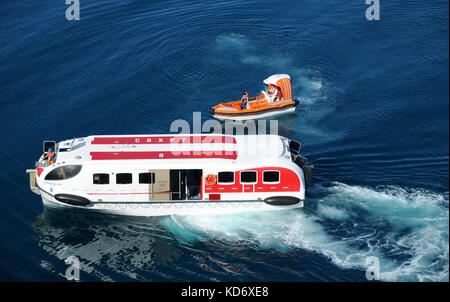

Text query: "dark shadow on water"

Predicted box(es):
[32, 207, 184, 281]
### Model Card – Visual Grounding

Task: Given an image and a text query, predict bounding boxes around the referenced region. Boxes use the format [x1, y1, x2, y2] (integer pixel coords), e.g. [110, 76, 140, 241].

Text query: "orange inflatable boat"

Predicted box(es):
[209, 74, 299, 120]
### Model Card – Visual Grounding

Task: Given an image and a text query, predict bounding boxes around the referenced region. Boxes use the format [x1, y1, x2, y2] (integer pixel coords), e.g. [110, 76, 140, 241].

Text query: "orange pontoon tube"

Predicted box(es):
[209, 74, 299, 120]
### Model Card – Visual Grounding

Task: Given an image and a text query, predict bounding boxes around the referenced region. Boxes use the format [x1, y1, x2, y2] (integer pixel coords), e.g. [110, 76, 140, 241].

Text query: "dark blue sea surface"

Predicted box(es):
[0, 0, 448, 281]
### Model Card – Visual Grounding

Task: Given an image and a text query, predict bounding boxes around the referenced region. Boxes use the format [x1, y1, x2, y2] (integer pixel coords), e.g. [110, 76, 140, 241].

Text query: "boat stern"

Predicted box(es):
[26, 169, 41, 195]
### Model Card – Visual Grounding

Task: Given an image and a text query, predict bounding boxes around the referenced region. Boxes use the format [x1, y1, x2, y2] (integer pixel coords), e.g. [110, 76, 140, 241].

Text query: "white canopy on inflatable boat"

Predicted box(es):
[263, 74, 291, 85]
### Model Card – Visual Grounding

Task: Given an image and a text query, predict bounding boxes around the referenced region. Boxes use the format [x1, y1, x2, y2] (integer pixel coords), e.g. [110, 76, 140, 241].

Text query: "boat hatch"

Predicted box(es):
[43, 141, 56, 153]
[289, 139, 301, 154]
[292, 154, 307, 168]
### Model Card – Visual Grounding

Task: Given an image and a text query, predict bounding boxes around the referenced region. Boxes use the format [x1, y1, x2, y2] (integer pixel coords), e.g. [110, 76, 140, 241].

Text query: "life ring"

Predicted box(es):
[205, 174, 217, 187]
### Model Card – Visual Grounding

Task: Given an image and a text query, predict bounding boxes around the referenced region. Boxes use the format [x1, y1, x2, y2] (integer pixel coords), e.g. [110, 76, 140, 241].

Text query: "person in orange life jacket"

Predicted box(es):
[268, 85, 280, 102]
[240, 91, 249, 110]
[45, 148, 55, 164]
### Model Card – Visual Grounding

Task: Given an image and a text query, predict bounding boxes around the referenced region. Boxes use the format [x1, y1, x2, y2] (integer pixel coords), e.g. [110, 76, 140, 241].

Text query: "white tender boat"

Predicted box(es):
[26, 134, 312, 217]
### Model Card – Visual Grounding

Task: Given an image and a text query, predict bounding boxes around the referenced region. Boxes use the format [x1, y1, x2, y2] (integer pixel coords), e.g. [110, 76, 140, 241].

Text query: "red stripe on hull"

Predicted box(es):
[91, 135, 236, 145]
[90, 151, 238, 160]
[204, 167, 301, 193]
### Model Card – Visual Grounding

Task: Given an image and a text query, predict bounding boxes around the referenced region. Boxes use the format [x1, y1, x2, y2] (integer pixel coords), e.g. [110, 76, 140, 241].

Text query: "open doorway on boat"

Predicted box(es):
[170, 169, 202, 200]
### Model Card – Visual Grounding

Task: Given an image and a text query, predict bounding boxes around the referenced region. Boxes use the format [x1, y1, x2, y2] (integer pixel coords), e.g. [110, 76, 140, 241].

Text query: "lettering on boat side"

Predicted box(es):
[44, 181, 62, 186]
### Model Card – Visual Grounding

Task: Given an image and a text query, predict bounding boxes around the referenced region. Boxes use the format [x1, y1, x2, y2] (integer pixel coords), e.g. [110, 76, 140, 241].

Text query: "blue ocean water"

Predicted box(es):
[0, 0, 448, 282]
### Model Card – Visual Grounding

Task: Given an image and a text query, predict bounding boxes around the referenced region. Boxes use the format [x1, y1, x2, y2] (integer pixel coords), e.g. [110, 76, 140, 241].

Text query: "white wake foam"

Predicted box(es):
[164, 182, 449, 281]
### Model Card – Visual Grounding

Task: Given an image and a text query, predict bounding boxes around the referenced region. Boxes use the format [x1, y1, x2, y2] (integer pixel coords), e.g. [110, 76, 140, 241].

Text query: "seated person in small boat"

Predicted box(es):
[240, 91, 249, 110]
[268, 85, 280, 102]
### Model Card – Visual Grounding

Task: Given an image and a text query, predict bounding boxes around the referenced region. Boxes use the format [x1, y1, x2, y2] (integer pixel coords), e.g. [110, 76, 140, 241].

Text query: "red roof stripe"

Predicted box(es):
[90, 151, 238, 160]
[87, 191, 171, 195]
[91, 135, 236, 145]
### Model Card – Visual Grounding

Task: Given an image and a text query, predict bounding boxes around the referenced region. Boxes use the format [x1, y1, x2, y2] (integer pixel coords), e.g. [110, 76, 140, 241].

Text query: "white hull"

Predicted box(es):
[41, 192, 303, 217]
[29, 133, 310, 218]
[213, 106, 296, 121]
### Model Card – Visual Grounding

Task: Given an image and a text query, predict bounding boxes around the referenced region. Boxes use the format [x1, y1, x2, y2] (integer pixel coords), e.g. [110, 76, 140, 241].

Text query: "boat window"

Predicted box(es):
[43, 141, 56, 153]
[289, 140, 301, 154]
[240, 171, 257, 183]
[139, 172, 155, 184]
[93, 173, 109, 184]
[45, 165, 82, 181]
[218, 172, 234, 184]
[263, 171, 280, 183]
[116, 173, 132, 184]
[71, 141, 86, 151]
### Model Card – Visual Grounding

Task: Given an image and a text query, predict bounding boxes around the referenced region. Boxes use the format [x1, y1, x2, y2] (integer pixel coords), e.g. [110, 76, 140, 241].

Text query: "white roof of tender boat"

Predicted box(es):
[263, 74, 290, 85]
[54, 134, 289, 165]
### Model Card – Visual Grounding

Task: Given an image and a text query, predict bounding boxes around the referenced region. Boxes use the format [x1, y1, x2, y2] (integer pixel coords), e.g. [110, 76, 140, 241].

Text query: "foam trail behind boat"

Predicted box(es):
[162, 182, 449, 282]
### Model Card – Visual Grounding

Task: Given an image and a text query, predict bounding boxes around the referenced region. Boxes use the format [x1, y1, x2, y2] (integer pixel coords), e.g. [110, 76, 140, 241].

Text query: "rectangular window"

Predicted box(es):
[93, 173, 109, 184]
[116, 173, 132, 184]
[43, 141, 56, 153]
[289, 140, 301, 154]
[139, 172, 155, 184]
[293, 155, 307, 168]
[263, 171, 280, 183]
[240, 171, 257, 183]
[218, 171, 234, 184]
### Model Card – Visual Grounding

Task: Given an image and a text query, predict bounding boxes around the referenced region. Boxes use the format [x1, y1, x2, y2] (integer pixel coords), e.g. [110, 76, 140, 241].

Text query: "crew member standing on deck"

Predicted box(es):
[240, 91, 249, 110]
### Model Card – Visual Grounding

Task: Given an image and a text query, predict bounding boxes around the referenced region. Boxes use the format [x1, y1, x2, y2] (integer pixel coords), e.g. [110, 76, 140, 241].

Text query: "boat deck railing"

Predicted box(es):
[35, 151, 57, 168]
